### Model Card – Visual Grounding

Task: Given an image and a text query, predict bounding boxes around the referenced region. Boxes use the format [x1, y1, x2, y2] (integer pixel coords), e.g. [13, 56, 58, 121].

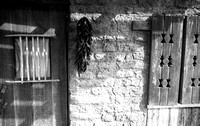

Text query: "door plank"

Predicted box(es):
[149, 16, 164, 105]
[149, 16, 183, 105]
[29, 7, 53, 126]
[147, 109, 159, 126]
[191, 108, 198, 126]
[0, 8, 16, 126]
[197, 108, 200, 126]
[183, 108, 192, 126]
[50, 8, 67, 126]
[182, 16, 199, 104]
[178, 108, 184, 126]
[159, 16, 171, 105]
[167, 16, 184, 105]
[12, 7, 33, 126]
[158, 108, 169, 126]
[168, 108, 179, 126]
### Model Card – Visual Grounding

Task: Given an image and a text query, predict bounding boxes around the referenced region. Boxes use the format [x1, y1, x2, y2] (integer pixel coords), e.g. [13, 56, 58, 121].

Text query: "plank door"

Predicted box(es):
[181, 16, 200, 104]
[149, 16, 184, 105]
[0, 5, 67, 126]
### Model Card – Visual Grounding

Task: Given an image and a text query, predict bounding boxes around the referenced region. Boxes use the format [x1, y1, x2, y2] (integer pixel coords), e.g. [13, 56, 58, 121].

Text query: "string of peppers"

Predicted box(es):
[75, 17, 93, 76]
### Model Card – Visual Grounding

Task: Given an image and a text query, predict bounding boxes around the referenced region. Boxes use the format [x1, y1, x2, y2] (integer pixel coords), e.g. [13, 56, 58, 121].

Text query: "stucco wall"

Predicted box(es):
[68, 1, 200, 126]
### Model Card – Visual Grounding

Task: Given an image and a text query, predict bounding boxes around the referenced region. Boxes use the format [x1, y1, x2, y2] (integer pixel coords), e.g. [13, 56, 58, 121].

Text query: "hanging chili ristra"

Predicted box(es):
[75, 17, 93, 76]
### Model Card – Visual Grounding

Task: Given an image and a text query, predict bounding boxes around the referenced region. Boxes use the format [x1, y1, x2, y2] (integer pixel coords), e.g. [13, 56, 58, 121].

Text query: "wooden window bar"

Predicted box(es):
[5, 34, 59, 84]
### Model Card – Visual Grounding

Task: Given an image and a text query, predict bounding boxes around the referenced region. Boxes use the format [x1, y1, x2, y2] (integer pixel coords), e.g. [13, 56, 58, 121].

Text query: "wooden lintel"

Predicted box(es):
[5, 34, 56, 38]
[5, 79, 60, 84]
[148, 104, 200, 109]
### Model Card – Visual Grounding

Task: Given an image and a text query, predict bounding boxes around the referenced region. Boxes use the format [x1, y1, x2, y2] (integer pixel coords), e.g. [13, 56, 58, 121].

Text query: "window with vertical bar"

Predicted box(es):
[15, 36, 50, 81]
[5, 34, 59, 84]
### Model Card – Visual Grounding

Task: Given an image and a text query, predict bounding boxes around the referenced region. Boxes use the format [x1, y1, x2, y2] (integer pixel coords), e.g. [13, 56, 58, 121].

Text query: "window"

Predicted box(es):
[148, 16, 200, 107]
[5, 34, 59, 83]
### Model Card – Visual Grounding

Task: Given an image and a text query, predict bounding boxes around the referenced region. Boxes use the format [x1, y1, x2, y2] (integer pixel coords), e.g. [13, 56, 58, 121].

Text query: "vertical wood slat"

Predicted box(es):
[32, 37, 35, 80]
[50, 8, 67, 126]
[13, 8, 33, 126]
[159, 16, 171, 105]
[181, 16, 199, 104]
[197, 108, 200, 126]
[45, 38, 49, 79]
[33, 8, 53, 126]
[158, 109, 169, 126]
[42, 37, 46, 80]
[193, 16, 200, 104]
[0, 8, 16, 126]
[167, 16, 184, 105]
[191, 108, 198, 126]
[149, 16, 163, 105]
[0, 9, 4, 125]
[169, 108, 179, 126]
[25, 37, 30, 80]
[147, 109, 159, 126]
[36, 37, 40, 80]
[19, 36, 23, 82]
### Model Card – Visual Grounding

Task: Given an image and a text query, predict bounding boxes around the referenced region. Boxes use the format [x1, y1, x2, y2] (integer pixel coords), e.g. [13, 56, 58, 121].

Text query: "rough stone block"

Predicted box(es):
[101, 113, 114, 122]
[94, 53, 106, 60]
[116, 69, 135, 77]
[116, 53, 126, 62]
[125, 53, 134, 62]
[71, 112, 101, 120]
[101, 78, 115, 87]
[78, 70, 96, 79]
[103, 43, 116, 52]
[98, 62, 117, 70]
[71, 94, 110, 104]
[116, 62, 136, 69]
[97, 70, 116, 78]
[71, 121, 94, 126]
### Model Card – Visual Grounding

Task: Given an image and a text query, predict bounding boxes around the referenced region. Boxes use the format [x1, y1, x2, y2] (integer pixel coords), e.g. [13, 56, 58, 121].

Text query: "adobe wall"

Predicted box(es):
[68, 1, 200, 125]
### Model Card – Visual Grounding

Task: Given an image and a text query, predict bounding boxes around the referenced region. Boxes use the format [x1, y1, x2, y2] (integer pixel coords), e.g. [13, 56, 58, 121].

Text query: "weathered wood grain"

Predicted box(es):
[177, 108, 184, 126]
[147, 108, 200, 126]
[149, 16, 163, 105]
[158, 109, 169, 126]
[159, 16, 171, 105]
[182, 16, 199, 104]
[50, 8, 67, 126]
[30, 7, 53, 126]
[191, 108, 198, 126]
[12, 8, 34, 126]
[0, 8, 16, 126]
[184, 108, 192, 126]
[149, 16, 183, 105]
[147, 109, 159, 126]
[168, 108, 179, 126]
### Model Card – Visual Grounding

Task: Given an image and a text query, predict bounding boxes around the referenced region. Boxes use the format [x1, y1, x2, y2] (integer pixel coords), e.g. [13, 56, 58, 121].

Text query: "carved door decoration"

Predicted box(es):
[149, 16, 184, 105]
[181, 16, 200, 104]
[149, 16, 200, 106]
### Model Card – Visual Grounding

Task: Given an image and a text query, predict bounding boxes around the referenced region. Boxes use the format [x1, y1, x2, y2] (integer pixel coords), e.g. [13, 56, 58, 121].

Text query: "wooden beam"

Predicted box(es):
[5, 79, 60, 84]
[5, 34, 55, 38]
[148, 104, 200, 109]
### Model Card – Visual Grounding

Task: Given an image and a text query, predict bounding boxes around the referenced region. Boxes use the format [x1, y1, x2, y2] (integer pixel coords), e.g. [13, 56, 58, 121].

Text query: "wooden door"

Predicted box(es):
[0, 4, 67, 126]
[149, 16, 184, 106]
[148, 16, 200, 126]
